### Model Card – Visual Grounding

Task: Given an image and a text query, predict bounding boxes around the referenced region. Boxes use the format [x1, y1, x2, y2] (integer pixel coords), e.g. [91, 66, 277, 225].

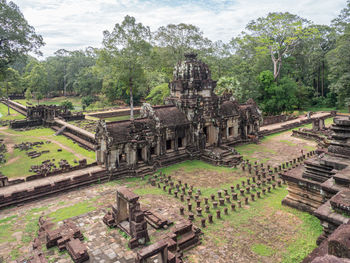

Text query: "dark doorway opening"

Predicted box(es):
[166, 140, 172, 150]
[178, 137, 183, 148]
[229, 127, 233, 136]
[137, 148, 142, 162]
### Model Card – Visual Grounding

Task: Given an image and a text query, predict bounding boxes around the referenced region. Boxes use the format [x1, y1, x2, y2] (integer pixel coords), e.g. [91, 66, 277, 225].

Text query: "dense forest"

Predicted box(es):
[1, 0, 350, 115]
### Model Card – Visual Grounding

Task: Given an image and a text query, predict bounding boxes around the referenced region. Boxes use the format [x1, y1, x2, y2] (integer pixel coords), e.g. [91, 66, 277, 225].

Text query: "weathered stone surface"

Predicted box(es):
[95, 53, 262, 171]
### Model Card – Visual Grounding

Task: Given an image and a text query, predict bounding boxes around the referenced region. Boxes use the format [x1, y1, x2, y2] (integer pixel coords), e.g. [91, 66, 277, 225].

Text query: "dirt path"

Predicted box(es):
[41, 136, 85, 159]
[4, 156, 20, 166]
[0, 129, 86, 160]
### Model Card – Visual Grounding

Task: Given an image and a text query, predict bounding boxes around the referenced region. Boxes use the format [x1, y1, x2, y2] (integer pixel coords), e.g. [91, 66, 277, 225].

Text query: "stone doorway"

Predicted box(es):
[137, 148, 143, 163]
[204, 125, 216, 146]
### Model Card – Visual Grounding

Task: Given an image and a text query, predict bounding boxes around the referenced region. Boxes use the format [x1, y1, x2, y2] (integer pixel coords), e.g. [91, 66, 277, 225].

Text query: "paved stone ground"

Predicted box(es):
[0, 180, 186, 263]
[0, 165, 104, 195]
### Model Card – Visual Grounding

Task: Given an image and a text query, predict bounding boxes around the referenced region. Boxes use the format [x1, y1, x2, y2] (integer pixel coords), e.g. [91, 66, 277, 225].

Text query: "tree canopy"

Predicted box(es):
[0, 0, 44, 76]
[3, 3, 350, 116]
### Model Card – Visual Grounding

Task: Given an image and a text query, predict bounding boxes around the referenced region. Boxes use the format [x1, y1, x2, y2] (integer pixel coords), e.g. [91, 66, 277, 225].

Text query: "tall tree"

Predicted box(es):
[327, 24, 350, 106]
[0, 0, 44, 75]
[24, 62, 48, 96]
[0, 67, 21, 114]
[243, 12, 317, 80]
[332, 0, 350, 33]
[102, 15, 152, 120]
[154, 23, 210, 66]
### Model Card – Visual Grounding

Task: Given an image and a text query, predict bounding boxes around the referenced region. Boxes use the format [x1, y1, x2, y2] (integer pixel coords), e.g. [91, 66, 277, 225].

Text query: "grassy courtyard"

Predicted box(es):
[0, 103, 26, 121]
[0, 127, 95, 178]
[0, 121, 325, 262]
[0, 159, 322, 262]
[131, 160, 322, 263]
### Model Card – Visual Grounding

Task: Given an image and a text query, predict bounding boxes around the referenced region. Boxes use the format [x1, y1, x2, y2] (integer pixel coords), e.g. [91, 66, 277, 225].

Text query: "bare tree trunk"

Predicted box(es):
[273, 58, 278, 80]
[129, 77, 134, 121]
[321, 60, 325, 97]
[272, 55, 282, 81]
[317, 66, 320, 96]
[6, 83, 10, 116]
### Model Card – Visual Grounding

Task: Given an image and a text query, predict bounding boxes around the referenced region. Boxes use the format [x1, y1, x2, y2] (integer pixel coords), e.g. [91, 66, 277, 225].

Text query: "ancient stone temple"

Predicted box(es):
[95, 53, 262, 172]
[282, 116, 350, 262]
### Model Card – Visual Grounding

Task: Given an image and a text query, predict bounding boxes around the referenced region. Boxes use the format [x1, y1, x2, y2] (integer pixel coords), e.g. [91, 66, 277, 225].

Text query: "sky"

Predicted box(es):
[12, 0, 347, 57]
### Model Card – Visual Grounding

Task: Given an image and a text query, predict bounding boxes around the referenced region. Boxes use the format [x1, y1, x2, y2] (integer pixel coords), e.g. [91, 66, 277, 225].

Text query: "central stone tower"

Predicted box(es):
[168, 53, 217, 99]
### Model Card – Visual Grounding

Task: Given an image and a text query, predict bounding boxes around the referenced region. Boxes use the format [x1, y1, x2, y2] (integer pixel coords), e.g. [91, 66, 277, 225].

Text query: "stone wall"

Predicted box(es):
[262, 114, 297, 126]
[10, 119, 43, 129]
[0, 162, 96, 188]
[259, 113, 333, 136]
[8, 94, 24, 100]
[87, 108, 140, 119]
[0, 167, 108, 209]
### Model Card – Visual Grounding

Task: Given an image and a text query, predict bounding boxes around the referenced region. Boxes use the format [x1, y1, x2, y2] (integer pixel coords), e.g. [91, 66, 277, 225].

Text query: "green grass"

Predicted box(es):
[133, 185, 168, 196]
[0, 127, 95, 178]
[306, 106, 348, 113]
[9, 246, 21, 260]
[235, 142, 277, 157]
[47, 200, 97, 222]
[3, 127, 95, 159]
[104, 114, 140, 122]
[0, 103, 25, 121]
[0, 223, 16, 243]
[185, 186, 321, 262]
[158, 160, 234, 175]
[304, 145, 316, 151]
[251, 243, 276, 257]
[279, 140, 297, 146]
[0, 215, 17, 224]
[15, 96, 83, 111]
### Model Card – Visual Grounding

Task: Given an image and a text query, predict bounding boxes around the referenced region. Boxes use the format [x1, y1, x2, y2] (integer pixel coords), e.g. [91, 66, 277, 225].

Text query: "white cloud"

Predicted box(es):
[12, 0, 347, 57]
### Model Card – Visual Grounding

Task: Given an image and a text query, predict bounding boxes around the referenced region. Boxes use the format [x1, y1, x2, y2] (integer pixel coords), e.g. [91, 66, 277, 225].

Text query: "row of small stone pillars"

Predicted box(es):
[147, 150, 316, 228]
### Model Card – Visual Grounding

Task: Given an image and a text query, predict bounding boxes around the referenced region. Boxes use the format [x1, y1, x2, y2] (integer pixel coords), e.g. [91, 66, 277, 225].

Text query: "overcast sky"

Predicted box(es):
[13, 0, 347, 57]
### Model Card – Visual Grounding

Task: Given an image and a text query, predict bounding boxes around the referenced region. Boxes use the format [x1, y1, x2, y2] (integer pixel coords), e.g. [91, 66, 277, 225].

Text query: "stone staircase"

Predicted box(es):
[302, 159, 336, 183]
[54, 125, 66, 136]
[201, 145, 242, 167]
[135, 163, 154, 176]
[155, 149, 190, 167]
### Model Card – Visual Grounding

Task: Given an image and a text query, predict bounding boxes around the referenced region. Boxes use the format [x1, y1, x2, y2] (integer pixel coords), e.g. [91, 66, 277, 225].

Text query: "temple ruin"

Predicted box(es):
[282, 115, 350, 261]
[95, 53, 262, 171]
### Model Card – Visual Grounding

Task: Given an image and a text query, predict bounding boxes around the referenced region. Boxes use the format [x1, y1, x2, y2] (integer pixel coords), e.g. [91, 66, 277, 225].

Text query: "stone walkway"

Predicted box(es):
[0, 165, 104, 196]
[260, 112, 331, 132]
[54, 118, 95, 140]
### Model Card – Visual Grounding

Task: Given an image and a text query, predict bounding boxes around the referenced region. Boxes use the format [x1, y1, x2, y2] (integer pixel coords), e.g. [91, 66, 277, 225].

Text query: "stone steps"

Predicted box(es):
[54, 125, 66, 136]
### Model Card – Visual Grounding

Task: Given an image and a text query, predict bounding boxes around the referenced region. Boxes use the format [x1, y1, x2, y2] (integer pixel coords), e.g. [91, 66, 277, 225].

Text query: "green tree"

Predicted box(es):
[102, 15, 152, 120]
[73, 67, 101, 96]
[215, 76, 243, 101]
[25, 87, 32, 100]
[0, 0, 44, 75]
[327, 24, 350, 106]
[34, 92, 42, 105]
[154, 23, 210, 62]
[332, 0, 350, 33]
[258, 70, 297, 115]
[243, 12, 317, 80]
[60, 100, 74, 110]
[24, 62, 48, 95]
[81, 95, 95, 110]
[146, 83, 169, 105]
